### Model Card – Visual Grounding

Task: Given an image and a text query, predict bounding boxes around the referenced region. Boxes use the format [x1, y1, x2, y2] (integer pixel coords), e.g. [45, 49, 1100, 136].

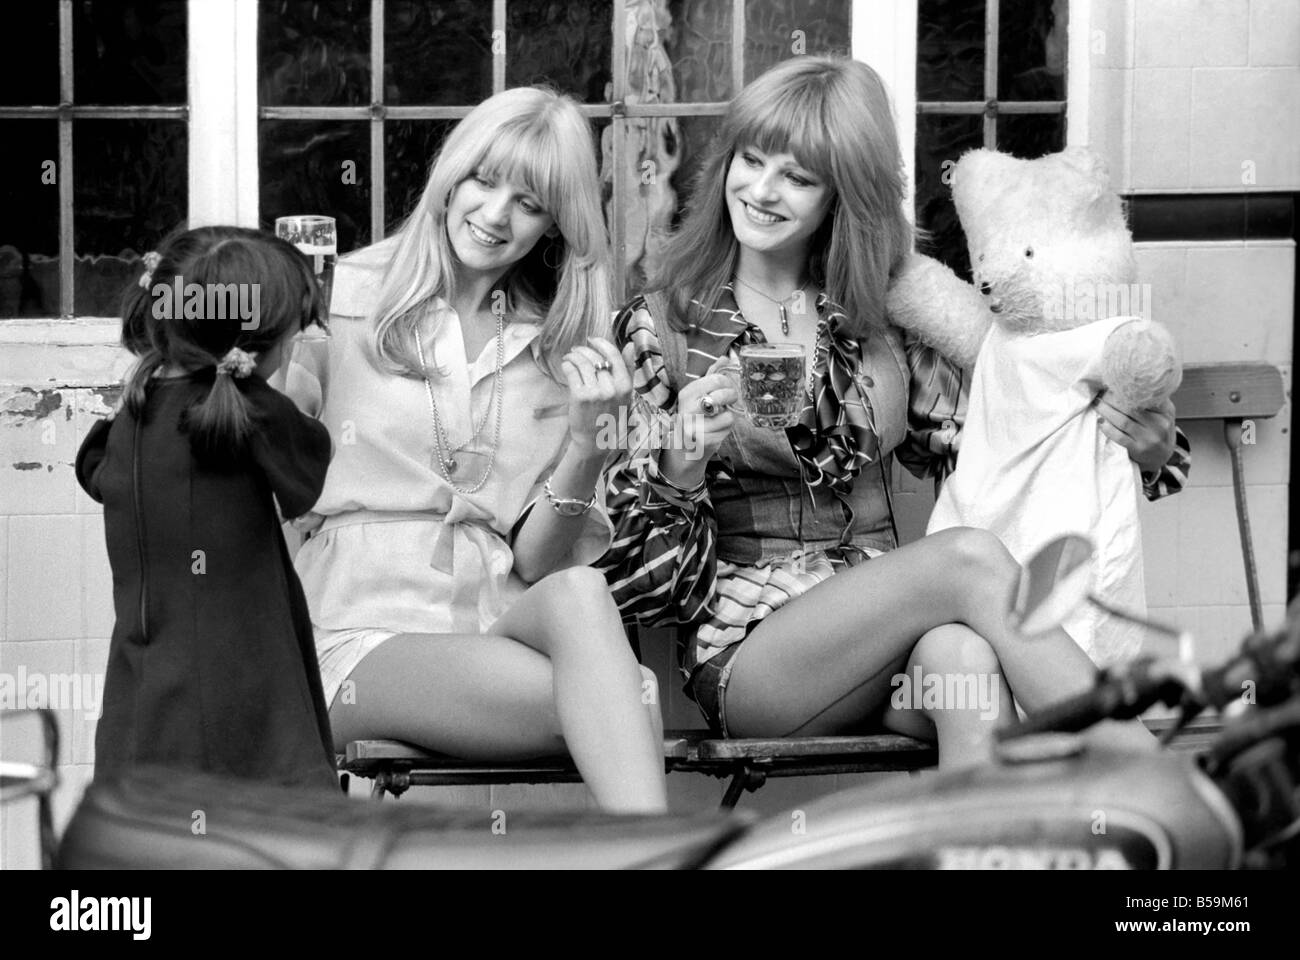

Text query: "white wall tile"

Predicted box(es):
[1139, 242, 1295, 365]
[0, 639, 77, 765]
[1250, 0, 1300, 66]
[1190, 68, 1300, 189]
[1136, 0, 1249, 67]
[1131, 68, 1191, 188]
[6, 516, 84, 641]
[0, 387, 77, 515]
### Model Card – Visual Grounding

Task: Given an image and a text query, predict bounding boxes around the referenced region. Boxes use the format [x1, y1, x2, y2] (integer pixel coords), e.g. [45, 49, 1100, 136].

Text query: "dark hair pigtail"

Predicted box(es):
[122, 349, 166, 419]
[183, 372, 253, 462]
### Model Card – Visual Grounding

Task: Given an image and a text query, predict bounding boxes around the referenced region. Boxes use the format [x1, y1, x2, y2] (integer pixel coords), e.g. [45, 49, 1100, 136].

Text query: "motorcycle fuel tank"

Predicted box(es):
[707, 727, 1243, 870]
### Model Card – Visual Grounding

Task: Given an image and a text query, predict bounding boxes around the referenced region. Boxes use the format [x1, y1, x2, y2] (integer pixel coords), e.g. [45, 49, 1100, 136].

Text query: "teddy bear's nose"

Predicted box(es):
[978, 281, 993, 296]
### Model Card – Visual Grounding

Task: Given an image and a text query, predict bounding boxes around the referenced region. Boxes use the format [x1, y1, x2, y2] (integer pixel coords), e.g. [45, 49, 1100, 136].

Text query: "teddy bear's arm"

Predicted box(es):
[885, 252, 991, 370]
[894, 338, 967, 482]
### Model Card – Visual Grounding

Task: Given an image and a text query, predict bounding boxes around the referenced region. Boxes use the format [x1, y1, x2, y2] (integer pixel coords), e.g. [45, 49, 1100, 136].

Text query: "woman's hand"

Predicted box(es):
[1096, 395, 1177, 475]
[560, 337, 633, 459]
[660, 362, 739, 489]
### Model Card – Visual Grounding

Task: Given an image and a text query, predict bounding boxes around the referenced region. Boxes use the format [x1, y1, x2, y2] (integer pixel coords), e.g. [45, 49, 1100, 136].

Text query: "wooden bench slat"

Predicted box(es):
[1171, 363, 1285, 421]
[695, 734, 933, 761]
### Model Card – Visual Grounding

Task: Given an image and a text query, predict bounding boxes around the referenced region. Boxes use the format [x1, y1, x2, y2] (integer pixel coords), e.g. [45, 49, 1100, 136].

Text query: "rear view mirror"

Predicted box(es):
[1009, 535, 1095, 637]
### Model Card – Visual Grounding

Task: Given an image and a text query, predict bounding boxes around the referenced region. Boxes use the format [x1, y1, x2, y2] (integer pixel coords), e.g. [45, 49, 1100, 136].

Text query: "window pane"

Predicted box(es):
[507, 0, 613, 103]
[914, 114, 983, 281]
[743, 0, 851, 85]
[998, 0, 1067, 102]
[668, 0, 734, 102]
[917, 0, 984, 102]
[260, 0, 370, 107]
[385, 1, 492, 106]
[0, 122, 59, 318]
[260, 120, 371, 253]
[384, 119, 457, 232]
[1, 3, 58, 106]
[73, 0, 187, 105]
[74, 120, 187, 317]
[996, 113, 1066, 159]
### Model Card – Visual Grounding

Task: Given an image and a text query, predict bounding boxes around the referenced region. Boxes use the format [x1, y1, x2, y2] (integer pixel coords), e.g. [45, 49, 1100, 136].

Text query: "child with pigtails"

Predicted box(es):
[76, 226, 337, 789]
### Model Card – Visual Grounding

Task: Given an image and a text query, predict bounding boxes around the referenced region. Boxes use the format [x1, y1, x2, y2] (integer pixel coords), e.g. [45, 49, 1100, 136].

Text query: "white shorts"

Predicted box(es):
[315, 626, 398, 708]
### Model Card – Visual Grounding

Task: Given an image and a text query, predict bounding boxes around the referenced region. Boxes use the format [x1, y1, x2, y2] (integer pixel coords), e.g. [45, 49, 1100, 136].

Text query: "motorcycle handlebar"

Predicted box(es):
[998, 659, 1180, 742]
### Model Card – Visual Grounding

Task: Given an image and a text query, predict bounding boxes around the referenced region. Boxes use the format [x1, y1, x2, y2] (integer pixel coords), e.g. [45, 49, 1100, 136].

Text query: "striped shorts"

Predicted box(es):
[685, 546, 884, 733]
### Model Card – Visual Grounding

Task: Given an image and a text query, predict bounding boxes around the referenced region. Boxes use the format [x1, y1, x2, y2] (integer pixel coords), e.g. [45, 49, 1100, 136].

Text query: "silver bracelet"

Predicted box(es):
[543, 478, 596, 517]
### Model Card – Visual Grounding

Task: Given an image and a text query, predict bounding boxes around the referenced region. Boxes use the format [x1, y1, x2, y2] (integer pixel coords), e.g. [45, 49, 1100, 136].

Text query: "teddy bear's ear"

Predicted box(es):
[951, 148, 1014, 221]
[1055, 146, 1112, 197]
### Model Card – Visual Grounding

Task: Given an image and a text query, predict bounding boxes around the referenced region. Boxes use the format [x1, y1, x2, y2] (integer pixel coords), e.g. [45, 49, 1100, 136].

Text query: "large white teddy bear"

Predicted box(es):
[888, 147, 1182, 666]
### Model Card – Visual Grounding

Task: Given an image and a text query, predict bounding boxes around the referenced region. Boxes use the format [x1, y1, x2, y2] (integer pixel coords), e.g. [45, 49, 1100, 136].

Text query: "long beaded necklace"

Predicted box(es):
[414, 310, 506, 495]
[733, 274, 810, 336]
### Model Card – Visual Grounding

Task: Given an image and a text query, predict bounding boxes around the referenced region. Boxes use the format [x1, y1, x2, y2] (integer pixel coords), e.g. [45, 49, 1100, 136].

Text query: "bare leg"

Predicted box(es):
[489, 567, 666, 813]
[331, 567, 666, 814]
[724, 527, 1097, 739]
[880, 624, 1014, 768]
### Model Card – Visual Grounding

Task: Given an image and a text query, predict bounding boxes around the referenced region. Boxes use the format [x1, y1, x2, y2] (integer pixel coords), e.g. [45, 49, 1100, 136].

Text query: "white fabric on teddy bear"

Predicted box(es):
[928, 314, 1148, 667]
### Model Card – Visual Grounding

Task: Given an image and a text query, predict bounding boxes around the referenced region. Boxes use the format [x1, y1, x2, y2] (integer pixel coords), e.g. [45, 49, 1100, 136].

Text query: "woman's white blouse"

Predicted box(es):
[284, 240, 610, 636]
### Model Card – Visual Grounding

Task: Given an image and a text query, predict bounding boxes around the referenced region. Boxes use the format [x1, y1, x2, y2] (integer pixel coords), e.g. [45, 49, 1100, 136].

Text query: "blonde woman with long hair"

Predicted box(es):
[281, 87, 667, 812]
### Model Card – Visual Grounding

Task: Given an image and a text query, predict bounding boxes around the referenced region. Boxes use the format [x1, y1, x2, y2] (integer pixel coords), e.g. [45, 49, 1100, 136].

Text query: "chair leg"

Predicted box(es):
[369, 775, 388, 801]
[1225, 419, 1264, 632]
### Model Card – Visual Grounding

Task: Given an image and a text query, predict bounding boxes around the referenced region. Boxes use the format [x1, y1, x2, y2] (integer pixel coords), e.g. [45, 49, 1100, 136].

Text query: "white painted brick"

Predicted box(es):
[1190, 68, 1300, 189]
[1163, 483, 1288, 607]
[6, 516, 84, 641]
[1088, 67, 1130, 187]
[80, 514, 115, 640]
[73, 387, 118, 514]
[0, 387, 77, 515]
[0, 517, 7, 643]
[1136, 0, 1249, 67]
[1090, 0, 1134, 69]
[1250, 0, 1300, 66]
[1131, 68, 1191, 189]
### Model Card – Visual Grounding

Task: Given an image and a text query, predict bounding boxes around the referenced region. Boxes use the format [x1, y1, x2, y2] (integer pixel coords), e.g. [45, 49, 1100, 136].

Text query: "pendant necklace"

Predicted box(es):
[733, 274, 809, 337]
[414, 310, 506, 495]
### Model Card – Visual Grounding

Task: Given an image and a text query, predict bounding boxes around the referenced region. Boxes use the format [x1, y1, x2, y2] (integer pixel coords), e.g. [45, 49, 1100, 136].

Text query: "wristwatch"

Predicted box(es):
[544, 478, 596, 517]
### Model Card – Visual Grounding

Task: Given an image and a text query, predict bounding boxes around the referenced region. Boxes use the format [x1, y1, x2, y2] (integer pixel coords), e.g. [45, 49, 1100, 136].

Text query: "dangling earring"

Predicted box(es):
[542, 240, 564, 271]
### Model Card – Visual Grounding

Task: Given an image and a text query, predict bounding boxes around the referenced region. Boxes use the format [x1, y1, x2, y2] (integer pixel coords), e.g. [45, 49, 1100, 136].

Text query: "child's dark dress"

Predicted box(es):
[76, 372, 337, 790]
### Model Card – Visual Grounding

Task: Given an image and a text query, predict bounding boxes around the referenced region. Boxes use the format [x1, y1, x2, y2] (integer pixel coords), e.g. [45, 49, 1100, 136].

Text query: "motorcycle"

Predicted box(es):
[6, 536, 1298, 869]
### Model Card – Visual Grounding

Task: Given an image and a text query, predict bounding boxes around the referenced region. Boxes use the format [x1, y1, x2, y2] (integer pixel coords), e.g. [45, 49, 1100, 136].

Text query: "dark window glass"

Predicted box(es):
[74, 119, 187, 316]
[259, 0, 370, 106]
[0, 122, 60, 318]
[73, 0, 188, 105]
[260, 120, 371, 252]
[384, 119, 457, 231]
[1, 3, 58, 106]
[917, 0, 984, 102]
[385, 1, 492, 106]
[666, 0, 734, 102]
[998, 0, 1067, 102]
[743, 0, 851, 85]
[506, 0, 613, 103]
[914, 114, 983, 281]
[997, 112, 1066, 159]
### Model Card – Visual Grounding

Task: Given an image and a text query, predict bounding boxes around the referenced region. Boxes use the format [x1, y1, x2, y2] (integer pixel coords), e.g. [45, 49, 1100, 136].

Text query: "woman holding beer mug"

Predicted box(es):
[278, 86, 667, 812]
[597, 57, 1187, 765]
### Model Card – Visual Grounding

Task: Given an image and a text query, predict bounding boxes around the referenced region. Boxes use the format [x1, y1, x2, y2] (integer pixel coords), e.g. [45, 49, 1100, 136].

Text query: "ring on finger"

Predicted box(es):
[699, 393, 720, 417]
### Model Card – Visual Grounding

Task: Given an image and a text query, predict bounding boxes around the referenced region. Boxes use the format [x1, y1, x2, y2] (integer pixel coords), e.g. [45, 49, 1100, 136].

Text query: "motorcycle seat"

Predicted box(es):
[57, 765, 752, 870]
